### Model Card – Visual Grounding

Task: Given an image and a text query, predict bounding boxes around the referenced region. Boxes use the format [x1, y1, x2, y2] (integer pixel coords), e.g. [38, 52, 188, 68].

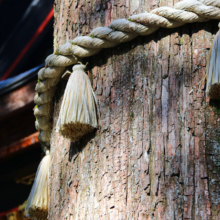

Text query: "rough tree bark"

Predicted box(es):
[49, 0, 220, 219]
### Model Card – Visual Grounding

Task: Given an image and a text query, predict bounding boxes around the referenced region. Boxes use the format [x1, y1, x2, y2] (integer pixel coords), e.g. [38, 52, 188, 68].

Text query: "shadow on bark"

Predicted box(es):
[68, 129, 97, 162]
[209, 99, 220, 109]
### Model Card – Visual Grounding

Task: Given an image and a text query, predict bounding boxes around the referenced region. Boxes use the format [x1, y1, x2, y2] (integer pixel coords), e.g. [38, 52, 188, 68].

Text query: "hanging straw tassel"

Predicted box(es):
[56, 64, 99, 141]
[25, 150, 50, 220]
[206, 30, 220, 100]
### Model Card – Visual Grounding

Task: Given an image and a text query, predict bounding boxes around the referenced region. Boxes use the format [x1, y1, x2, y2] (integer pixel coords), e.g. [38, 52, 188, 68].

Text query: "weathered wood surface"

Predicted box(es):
[49, 0, 220, 219]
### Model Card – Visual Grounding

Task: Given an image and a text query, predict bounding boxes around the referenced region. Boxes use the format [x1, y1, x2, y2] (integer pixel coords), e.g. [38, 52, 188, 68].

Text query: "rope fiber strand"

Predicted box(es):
[34, 0, 220, 146]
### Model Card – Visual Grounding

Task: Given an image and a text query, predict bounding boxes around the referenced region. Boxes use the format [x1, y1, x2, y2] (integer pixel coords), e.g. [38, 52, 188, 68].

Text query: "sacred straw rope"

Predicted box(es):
[34, 0, 220, 146]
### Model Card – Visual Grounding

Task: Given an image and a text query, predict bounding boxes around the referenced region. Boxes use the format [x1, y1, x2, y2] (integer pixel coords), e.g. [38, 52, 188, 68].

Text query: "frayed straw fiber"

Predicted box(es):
[25, 151, 50, 220]
[56, 64, 98, 141]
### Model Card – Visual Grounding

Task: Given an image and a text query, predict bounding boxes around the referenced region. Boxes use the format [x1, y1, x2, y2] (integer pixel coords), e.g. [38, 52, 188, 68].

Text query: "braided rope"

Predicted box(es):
[35, 0, 220, 146]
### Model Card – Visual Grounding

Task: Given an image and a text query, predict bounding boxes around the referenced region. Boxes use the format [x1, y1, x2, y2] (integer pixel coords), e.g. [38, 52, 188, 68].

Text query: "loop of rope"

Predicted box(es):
[35, 0, 220, 146]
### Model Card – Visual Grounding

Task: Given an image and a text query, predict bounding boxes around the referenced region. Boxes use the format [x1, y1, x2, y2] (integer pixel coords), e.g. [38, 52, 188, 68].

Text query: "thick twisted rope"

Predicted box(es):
[35, 0, 220, 146]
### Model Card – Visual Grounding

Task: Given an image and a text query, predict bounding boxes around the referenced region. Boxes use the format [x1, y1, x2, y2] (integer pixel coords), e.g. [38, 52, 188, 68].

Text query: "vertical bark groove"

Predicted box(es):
[50, 0, 220, 219]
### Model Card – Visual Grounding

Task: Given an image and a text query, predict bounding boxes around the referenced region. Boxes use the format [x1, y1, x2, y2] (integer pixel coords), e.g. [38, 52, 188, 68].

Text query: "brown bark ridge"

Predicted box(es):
[49, 0, 220, 219]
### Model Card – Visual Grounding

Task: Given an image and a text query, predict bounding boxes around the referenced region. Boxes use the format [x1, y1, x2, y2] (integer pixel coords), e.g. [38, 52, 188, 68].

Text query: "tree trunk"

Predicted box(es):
[49, 0, 220, 219]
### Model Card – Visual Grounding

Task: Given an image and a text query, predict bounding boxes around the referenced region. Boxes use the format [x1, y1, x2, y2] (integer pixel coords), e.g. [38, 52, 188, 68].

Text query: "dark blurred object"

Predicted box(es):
[6, 211, 22, 220]
[0, 0, 54, 80]
[0, 200, 32, 220]
[0, 0, 54, 215]
[0, 71, 43, 212]
[0, 64, 43, 96]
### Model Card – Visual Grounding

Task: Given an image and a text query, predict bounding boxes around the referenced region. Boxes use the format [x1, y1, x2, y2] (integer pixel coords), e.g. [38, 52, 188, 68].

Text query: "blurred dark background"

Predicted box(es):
[0, 0, 54, 218]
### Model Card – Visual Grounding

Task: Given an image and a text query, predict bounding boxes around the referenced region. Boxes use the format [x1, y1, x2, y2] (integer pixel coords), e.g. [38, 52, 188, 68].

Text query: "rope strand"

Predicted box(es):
[35, 0, 220, 146]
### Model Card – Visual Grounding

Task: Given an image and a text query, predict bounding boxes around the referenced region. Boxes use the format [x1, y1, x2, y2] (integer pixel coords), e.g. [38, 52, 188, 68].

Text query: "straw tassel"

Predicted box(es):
[56, 64, 99, 141]
[206, 30, 220, 100]
[25, 150, 50, 220]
